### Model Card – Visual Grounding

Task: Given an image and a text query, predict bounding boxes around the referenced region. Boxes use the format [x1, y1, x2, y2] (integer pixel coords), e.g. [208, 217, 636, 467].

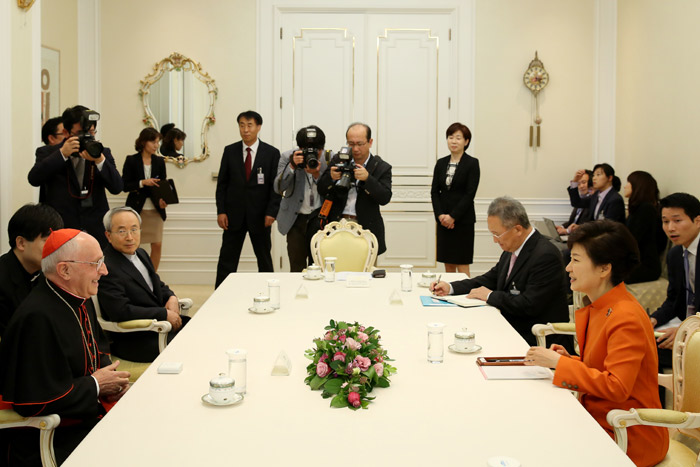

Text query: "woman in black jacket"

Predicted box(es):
[122, 127, 168, 270]
[430, 122, 480, 275]
[623, 170, 667, 284]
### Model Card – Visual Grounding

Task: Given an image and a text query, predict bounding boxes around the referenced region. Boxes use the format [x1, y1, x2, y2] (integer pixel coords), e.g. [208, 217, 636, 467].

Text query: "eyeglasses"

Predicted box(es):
[346, 141, 368, 148]
[63, 256, 105, 272]
[491, 226, 515, 240]
[112, 228, 141, 237]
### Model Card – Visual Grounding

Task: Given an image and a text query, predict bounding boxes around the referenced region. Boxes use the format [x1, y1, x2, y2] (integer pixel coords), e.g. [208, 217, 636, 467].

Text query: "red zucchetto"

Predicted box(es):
[42, 228, 81, 258]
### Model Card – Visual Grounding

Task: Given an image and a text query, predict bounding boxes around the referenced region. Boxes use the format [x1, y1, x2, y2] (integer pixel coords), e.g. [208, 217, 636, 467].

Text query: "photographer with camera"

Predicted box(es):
[274, 125, 330, 272]
[28, 105, 123, 248]
[317, 122, 392, 256]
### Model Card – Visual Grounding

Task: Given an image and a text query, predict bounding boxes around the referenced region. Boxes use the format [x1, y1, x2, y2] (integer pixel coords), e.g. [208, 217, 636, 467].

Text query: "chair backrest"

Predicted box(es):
[673, 313, 700, 441]
[310, 219, 378, 272]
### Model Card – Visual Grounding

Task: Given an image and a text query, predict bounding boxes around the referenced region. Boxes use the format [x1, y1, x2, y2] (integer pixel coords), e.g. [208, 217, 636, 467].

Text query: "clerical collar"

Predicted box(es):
[46, 278, 88, 304]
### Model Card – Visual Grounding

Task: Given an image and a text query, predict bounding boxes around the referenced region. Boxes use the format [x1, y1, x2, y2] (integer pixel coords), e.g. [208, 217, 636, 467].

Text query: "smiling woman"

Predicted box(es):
[525, 220, 668, 467]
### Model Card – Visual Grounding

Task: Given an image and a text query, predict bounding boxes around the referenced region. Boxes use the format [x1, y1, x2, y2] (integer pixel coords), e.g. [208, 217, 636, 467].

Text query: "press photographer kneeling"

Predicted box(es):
[28, 105, 123, 248]
[316, 122, 393, 256]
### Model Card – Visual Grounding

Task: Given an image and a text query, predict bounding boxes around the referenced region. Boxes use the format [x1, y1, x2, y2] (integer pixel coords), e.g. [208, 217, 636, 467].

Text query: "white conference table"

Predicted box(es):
[65, 273, 633, 467]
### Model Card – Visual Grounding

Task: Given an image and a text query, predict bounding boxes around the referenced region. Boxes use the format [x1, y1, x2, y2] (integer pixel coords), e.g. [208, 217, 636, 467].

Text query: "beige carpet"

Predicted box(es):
[169, 284, 214, 317]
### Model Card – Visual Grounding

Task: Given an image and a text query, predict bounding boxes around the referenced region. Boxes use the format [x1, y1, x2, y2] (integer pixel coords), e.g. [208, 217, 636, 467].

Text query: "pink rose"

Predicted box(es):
[357, 332, 369, 343]
[353, 356, 371, 371]
[359, 326, 365, 332]
[348, 391, 361, 408]
[339, 334, 346, 343]
[345, 337, 361, 351]
[316, 361, 331, 378]
[374, 362, 384, 377]
[324, 331, 333, 340]
[319, 353, 329, 363]
[333, 351, 346, 362]
[345, 363, 354, 375]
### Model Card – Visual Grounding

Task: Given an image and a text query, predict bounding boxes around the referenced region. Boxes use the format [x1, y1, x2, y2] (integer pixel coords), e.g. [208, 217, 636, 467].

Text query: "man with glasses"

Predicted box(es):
[98, 207, 187, 362]
[0, 229, 130, 465]
[432, 197, 570, 347]
[28, 105, 123, 248]
[40, 116, 65, 146]
[317, 122, 393, 255]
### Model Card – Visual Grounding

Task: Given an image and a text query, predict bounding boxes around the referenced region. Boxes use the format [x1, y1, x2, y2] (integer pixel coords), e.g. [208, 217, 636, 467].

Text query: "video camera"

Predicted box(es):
[73, 109, 104, 158]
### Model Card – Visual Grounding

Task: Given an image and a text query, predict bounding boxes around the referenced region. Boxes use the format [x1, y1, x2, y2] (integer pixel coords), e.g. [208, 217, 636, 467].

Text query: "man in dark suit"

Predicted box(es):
[215, 111, 281, 287]
[556, 169, 592, 235]
[317, 122, 393, 255]
[432, 196, 570, 347]
[98, 207, 187, 362]
[0, 204, 63, 335]
[28, 105, 123, 248]
[650, 193, 700, 366]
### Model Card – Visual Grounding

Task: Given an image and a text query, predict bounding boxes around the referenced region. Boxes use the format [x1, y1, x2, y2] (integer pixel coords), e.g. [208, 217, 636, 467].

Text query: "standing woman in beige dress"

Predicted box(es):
[122, 127, 168, 270]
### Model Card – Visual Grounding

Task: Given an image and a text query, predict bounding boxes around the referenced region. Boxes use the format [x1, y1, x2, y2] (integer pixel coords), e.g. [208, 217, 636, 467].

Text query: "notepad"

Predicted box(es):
[478, 365, 552, 380]
[420, 296, 458, 307]
[430, 294, 487, 308]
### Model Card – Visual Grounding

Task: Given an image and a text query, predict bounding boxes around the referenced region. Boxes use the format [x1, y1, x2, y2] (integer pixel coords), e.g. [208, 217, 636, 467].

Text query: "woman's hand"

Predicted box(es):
[142, 178, 160, 187]
[524, 346, 563, 369]
[549, 344, 571, 358]
[439, 214, 455, 229]
[159, 199, 167, 209]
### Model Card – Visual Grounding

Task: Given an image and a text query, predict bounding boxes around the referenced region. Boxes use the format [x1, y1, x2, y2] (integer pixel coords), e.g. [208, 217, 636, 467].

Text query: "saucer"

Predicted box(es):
[302, 274, 323, 281]
[417, 282, 431, 288]
[448, 344, 482, 354]
[248, 306, 275, 314]
[201, 393, 244, 407]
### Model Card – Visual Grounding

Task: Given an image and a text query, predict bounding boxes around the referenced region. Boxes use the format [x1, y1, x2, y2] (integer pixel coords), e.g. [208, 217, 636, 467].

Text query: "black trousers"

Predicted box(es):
[215, 225, 273, 288]
[286, 213, 313, 272]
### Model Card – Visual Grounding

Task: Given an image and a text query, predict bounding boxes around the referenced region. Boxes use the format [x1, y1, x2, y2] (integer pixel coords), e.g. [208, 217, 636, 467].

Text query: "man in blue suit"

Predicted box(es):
[651, 193, 700, 364]
[274, 126, 329, 272]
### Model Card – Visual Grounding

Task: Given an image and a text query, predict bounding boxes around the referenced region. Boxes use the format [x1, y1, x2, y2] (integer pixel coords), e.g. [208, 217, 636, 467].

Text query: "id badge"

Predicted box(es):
[257, 169, 264, 185]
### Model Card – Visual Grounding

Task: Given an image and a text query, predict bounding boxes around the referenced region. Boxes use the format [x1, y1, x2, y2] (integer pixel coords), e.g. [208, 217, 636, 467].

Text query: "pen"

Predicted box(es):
[431, 274, 442, 293]
[489, 358, 524, 363]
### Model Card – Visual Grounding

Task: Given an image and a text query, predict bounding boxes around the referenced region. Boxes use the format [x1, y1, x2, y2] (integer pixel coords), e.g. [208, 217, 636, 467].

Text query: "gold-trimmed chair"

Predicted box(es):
[0, 408, 60, 466]
[606, 313, 700, 466]
[92, 296, 192, 382]
[310, 218, 378, 272]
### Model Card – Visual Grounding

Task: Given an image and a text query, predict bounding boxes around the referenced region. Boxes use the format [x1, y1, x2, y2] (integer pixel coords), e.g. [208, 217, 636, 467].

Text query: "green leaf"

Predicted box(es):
[330, 395, 348, 408]
[337, 321, 348, 330]
[309, 375, 327, 390]
[376, 377, 390, 388]
[323, 378, 343, 395]
[329, 360, 345, 372]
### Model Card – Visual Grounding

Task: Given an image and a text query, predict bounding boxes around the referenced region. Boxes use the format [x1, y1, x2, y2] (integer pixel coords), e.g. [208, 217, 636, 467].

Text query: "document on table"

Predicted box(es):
[478, 365, 552, 380]
[420, 296, 458, 307]
[336, 271, 373, 281]
[431, 294, 487, 308]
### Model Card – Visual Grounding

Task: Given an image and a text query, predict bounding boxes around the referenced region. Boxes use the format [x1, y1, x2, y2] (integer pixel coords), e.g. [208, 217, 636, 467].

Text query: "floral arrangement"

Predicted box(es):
[304, 320, 396, 410]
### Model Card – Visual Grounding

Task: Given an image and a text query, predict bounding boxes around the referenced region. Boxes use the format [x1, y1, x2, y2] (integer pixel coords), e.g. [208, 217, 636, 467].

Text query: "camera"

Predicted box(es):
[295, 126, 324, 169]
[333, 146, 356, 193]
[74, 109, 104, 158]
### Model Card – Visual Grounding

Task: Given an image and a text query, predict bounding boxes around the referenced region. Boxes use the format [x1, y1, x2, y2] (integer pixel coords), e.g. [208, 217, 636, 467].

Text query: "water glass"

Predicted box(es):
[324, 257, 337, 282]
[227, 348, 247, 394]
[267, 279, 280, 309]
[400, 264, 413, 292]
[426, 322, 445, 363]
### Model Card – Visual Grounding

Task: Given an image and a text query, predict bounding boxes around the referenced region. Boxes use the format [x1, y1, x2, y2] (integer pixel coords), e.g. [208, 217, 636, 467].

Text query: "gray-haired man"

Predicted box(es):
[432, 196, 570, 346]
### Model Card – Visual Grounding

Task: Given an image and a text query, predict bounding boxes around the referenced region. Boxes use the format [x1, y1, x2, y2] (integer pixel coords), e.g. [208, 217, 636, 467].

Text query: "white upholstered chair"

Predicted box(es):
[92, 296, 192, 382]
[607, 313, 700, 466]
[310, 218, 378, 272]
[0, 409, 59, 466]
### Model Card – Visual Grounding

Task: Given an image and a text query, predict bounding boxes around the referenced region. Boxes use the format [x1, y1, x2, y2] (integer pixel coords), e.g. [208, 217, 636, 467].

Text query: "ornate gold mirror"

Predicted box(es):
[139, 52, 217, 168]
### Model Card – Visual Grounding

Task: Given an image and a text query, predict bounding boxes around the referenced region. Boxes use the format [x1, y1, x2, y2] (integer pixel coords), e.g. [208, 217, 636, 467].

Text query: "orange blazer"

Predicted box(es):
[553, 283, 668, 467]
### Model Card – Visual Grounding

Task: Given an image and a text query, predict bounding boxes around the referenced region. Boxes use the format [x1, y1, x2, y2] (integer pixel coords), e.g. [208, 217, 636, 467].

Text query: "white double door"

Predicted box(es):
[261, 7, 460, 272]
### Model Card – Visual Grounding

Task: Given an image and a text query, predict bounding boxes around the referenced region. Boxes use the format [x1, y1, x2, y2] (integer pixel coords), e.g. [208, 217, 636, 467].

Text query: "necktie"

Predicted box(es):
[245, 147, 252, 182]
[684, 249, 696, 316]
[72, 157, 86, 187]
[507, 253, 517, 279]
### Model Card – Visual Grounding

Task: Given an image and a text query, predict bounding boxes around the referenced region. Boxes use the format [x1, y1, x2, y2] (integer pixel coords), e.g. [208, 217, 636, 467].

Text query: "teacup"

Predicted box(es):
[306, 264, 322, 279]
[454, 329, 476, 351]
[252, 295, 273, 312]
[209, 373, 236, 404]
[419, 272, 437, 287]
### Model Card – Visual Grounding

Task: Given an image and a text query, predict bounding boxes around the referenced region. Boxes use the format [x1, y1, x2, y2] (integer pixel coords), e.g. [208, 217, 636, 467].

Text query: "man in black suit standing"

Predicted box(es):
[98, 207, 187, 362]
[650, 193, 700, 364]
[317, 122, 393, 255]
[28, 105, 123, 248]
[432, 196, 570, 347]
[215, 111, 281, 287]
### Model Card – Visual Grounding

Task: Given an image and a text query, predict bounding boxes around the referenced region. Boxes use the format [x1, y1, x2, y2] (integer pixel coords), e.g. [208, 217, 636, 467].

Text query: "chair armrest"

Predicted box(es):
[607, 408, 700, 453]
[98, 318, 172, 334]
[1, 409, 60, 467]
[531, 322, 577, 347]
[179, 298, 193, 317]
[658, 373, 673, 391]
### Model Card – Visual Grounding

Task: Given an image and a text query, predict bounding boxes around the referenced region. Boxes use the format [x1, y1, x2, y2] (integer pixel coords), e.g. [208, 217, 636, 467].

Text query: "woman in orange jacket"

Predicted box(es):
[526, 220, 668, 467]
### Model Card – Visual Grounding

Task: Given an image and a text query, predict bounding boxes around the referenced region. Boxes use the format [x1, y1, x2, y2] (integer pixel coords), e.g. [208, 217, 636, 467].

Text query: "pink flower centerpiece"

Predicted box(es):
[304, 320, 396, 410]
